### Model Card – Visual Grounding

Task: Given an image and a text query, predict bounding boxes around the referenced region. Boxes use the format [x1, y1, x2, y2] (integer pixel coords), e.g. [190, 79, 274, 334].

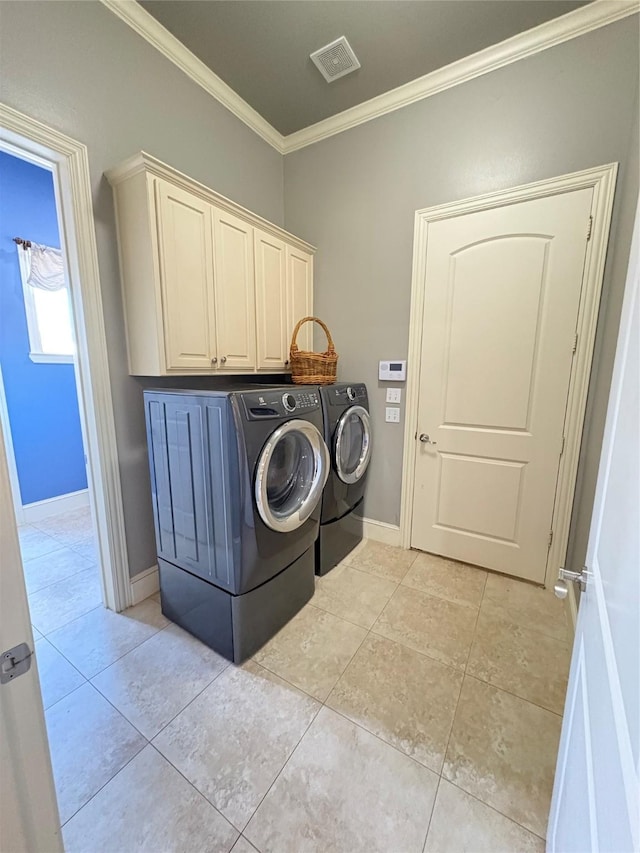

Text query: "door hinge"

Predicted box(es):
[547, 529, 554, 551]
[554, 566, 589, 599]
[572, 333, 578, 354]
[560, 435, 565, 457]
[1, 643, 32, 685]
[587, 215, 593, 241]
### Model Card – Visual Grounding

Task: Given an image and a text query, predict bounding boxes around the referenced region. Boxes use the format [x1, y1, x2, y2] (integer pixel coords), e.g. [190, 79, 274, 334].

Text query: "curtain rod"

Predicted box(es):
[13, 237, 32, 249]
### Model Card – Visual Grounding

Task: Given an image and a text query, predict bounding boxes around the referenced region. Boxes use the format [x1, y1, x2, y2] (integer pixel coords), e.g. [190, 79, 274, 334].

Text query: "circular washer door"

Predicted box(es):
[334, 405, 372, 485]
[255, 419, 330, 533]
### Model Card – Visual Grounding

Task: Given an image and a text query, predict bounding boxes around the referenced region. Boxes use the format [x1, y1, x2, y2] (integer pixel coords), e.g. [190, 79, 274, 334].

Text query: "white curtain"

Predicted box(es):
[18, 243, 66, 291]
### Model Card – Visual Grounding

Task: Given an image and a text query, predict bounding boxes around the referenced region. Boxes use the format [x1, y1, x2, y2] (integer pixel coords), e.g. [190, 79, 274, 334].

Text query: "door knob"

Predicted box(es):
[419, 433, 436, 444]
[220, 356, 227, 364]
[211, 356, 218, 365]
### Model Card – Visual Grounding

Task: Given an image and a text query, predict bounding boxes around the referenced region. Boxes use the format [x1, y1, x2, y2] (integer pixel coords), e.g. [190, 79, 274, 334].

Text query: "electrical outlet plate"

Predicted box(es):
[385, 407, 401, 423]
[386, 388, 401, 403]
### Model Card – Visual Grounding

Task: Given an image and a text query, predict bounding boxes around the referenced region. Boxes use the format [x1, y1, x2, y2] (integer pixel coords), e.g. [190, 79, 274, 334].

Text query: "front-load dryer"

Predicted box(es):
[144, 385, 329, 662]
[316, 382, 372, 575]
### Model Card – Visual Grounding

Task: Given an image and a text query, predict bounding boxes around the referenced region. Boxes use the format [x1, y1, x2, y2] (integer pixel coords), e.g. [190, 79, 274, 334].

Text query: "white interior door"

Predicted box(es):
[411, 188, 593, 583]
[0, 423, 62, 853]
[548, 202, 639, 853]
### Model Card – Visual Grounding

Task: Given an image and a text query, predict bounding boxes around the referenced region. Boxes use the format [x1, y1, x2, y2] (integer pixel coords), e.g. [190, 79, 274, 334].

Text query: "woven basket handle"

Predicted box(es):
[290, 316, 336, 354]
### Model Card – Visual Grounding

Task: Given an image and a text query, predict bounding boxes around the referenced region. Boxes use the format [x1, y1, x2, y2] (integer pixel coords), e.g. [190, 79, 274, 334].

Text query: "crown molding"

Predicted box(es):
[101, 0, 638, 156]
[105, 150, 316, 253]
[100, 0, 285, 152]
[282, 0, 639, 153]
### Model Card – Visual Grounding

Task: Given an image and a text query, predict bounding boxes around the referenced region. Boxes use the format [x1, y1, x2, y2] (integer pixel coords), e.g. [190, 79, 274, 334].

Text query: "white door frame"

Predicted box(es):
[0, 364, 24, 524]
[0, 103, 131, 611]
[400, 163, 618, 591]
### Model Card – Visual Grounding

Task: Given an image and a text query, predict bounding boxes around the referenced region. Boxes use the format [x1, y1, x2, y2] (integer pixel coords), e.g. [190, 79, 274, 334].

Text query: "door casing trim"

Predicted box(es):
[0, 103, 132, 611]
[400, 163, 618, 589]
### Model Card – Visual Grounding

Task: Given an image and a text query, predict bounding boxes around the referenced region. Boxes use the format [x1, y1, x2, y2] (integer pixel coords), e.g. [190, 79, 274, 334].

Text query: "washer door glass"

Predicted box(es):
[335, 406, 372, 485]
[255, 420, 330, 533]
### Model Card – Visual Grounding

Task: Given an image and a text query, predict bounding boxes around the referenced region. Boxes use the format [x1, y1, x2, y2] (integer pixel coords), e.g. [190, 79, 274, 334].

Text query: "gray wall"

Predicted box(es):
[565, 83, 639, 581]
[283, 17, 639, 576]
[0, 0, 284, 577]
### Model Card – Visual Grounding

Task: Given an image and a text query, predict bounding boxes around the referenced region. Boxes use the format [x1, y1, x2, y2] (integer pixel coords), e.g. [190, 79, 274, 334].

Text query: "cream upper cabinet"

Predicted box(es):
[155, 179, 217, 371]
[255, 229, 288, 371]
[287, 246, 314, 353]
[106, 153, 315, 376]
[213, 209, 256, 371]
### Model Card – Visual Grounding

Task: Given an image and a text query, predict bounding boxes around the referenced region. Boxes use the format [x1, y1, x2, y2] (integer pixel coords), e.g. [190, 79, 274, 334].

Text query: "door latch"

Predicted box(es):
[554, 567, 589, 599]
[1, 643, 33, 685]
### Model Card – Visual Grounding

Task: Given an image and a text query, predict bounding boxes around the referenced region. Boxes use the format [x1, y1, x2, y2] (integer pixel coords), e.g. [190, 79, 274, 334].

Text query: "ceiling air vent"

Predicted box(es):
[310, 36, 361, 83]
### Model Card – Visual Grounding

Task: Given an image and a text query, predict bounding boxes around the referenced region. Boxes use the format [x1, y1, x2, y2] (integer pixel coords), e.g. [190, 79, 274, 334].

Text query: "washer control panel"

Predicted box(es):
[241, 388, 320, 420]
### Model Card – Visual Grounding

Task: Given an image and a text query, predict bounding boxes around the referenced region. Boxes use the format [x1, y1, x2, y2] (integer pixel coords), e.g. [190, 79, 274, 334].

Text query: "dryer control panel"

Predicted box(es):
[241, 389, 320, 420]
[327, 383, 368, 407]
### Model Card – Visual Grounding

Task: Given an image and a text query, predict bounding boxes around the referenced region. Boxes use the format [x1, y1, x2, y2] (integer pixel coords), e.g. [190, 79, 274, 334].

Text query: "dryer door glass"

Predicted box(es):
[335, 406, 372, 485]
[255, 420, 330, 533]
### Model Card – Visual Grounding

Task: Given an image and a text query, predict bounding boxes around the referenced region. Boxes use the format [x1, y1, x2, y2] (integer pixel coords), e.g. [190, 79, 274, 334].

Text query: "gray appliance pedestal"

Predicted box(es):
[315, 503, 364, 576]
[158, 547, 315, 663]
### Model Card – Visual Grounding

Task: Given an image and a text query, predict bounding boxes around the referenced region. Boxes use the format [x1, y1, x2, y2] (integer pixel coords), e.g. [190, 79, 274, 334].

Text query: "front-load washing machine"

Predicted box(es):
[144, 385, 329, 662]
[316, 382, 372, 575]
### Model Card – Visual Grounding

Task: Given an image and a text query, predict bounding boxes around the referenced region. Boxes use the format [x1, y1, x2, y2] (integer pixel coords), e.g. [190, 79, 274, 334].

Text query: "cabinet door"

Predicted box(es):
[213, 209, 256, 370]
[255, 229, 287, 371]
[286, 246, 314, 354]
[155, 179, 216, 370]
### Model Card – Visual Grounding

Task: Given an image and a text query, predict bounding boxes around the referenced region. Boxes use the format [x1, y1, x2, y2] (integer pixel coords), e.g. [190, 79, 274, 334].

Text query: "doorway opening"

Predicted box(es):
[0, 103, 130, 614]
[0, 151, 103, 633]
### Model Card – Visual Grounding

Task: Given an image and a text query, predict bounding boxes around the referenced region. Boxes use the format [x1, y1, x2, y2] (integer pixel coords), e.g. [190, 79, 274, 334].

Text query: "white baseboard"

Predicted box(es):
[130, 564, 159, 605]
[22, 489, 90, 523]
[358, 516, 402, 547]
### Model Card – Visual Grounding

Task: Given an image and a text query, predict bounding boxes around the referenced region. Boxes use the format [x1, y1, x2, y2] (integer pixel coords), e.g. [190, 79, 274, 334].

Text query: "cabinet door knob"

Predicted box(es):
[220, 356, 227, 364]
[285, 359, 289, 366]
[211, 356, 218, 365]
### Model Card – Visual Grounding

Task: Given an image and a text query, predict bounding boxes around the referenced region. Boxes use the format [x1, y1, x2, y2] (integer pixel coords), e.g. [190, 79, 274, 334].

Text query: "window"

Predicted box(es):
[16, 246, 75, 364]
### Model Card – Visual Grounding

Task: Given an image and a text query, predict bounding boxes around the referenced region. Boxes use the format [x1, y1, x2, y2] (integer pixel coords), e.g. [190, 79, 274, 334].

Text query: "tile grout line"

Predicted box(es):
[60, 661, 234, 834]
[59, 656, 234, 826]
[460, 671, 564, 719]
[233, 691, 324, 840]
[96, 638, 232, 741]
[59, 733, 148, 829]
[445, 777, 548, 843]
[238, 562, 421, 840]
[25, 562, 98, 599]
[36, 603, 102, 639]
[421, 775, 443, 853]
[146, 740, 242, 846]
[46, 604, 169, 680]
[438, 569, 487, 820]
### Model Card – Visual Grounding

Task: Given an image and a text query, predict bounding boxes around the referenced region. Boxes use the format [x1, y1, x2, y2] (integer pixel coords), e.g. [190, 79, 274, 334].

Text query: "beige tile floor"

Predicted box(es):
[22, 527, 573, 852]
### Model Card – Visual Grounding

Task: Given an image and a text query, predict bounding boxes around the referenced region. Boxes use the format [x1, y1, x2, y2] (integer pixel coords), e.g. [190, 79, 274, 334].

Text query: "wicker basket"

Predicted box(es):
[289, 316, 338, 385]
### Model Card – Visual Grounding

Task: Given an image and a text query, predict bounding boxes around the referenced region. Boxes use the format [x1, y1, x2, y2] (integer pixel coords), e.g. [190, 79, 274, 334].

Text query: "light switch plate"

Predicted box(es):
[385, 407, 401, 423]
[386, 388, 401, 403]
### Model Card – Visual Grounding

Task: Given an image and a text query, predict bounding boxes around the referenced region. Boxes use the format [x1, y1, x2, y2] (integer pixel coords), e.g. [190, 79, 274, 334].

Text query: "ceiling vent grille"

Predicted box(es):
[310, 36, 361, 83]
